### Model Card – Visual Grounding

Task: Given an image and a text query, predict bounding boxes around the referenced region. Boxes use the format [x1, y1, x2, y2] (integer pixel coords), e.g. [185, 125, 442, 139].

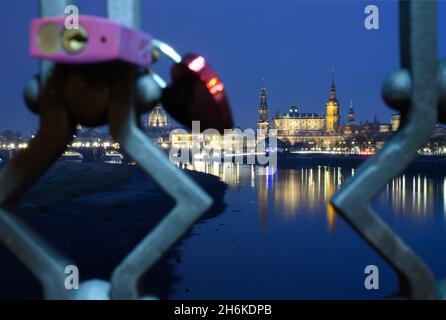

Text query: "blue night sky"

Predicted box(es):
[0, 0, 445, 133]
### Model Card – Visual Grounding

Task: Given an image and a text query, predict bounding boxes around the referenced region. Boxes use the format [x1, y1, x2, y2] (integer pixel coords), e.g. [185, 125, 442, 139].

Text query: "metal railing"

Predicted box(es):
[331, 0, 446, 300]
[0, 0, 444, 300]
[0, 0, 212, 300]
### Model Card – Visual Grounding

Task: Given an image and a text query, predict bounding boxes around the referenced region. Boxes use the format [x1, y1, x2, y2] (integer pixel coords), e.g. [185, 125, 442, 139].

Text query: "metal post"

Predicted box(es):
[107, 0, 140, 29]
[331, 0, 438, 299]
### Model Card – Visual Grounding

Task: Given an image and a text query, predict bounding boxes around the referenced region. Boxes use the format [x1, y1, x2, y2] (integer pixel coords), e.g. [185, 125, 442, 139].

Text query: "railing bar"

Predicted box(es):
[107, 0, 140, 29]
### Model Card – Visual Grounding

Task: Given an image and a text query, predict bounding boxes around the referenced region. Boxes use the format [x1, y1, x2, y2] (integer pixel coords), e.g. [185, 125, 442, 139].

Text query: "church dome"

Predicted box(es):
[148, 105, 168, 128]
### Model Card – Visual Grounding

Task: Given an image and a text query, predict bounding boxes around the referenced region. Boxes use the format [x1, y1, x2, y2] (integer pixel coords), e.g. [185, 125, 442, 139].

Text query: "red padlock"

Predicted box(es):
[161, 54, 234, 133]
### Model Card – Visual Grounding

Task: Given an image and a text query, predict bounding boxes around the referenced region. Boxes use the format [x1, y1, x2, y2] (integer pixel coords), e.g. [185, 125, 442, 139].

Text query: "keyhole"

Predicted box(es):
[62, 27, 88, 54]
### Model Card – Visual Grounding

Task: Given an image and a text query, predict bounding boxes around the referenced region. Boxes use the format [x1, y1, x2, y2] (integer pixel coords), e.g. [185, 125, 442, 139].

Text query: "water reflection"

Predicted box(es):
[376, 174, 436, 218]
[178, 161, 443, 230]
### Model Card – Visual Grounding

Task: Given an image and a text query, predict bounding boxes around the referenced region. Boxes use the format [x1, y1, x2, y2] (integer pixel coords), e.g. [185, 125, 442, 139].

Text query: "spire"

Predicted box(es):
[259, 79, 268, 109]
[260, 78, 266, 93]
[348, 99, 355, 123]
[258, 79, 268, 123]
[329, 68, 337, 100]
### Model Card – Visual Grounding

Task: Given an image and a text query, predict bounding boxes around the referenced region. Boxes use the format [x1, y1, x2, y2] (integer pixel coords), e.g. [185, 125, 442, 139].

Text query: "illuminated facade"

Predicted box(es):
[273, 104, 325, 133]
[169, 129, 257, 155]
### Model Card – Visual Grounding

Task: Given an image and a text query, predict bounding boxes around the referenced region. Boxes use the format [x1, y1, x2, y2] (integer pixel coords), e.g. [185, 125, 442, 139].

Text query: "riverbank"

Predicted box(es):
[0, 162, 227, 299]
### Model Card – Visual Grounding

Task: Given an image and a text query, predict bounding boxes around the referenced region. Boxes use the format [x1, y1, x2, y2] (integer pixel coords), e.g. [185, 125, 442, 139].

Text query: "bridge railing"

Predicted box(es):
[0, 0, 445, 300]
[331, 0, 446, 299]
[0, 0, 212, 300]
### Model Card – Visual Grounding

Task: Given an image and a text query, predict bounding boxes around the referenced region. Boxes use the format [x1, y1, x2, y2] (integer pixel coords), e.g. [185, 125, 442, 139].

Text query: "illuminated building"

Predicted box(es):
[144, 104, 180, 144]
[148, 104, 168, 128]
[273, 102, 325, 133]
[260, 72, 343, 147]
[169, 128, 257, 156]
[380, 124, 390, 133]
[391, 113, 401, 132]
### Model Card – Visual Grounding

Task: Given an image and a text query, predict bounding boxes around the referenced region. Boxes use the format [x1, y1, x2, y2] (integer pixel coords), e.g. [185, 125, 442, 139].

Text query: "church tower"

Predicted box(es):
[348, 99, 355, 124]
[325, 71, 340, 132]
[257, 81, 269, 133]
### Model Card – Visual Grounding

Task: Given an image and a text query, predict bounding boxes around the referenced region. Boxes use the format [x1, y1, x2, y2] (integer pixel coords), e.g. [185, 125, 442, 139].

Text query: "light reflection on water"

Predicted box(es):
[172, 161, 446, 299]
[180, 161, 442, 228]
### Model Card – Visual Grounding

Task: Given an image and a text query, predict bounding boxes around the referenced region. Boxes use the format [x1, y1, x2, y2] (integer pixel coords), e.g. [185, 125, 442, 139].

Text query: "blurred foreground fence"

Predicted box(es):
[0, 0, 213, 300]
[331, 1, 446, 299]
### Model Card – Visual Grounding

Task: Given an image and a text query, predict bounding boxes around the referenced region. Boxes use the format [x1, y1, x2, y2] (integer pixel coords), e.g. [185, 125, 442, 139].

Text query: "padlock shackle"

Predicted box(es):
[152, 39, 182, 64]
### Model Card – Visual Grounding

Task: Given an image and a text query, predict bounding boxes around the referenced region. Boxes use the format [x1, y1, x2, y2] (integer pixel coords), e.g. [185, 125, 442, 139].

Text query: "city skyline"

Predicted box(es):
[256, 71, 396, 129]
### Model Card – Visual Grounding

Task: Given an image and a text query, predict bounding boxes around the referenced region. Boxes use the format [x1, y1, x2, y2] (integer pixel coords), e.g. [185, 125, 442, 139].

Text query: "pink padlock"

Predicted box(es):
[30, 15, 152, 66]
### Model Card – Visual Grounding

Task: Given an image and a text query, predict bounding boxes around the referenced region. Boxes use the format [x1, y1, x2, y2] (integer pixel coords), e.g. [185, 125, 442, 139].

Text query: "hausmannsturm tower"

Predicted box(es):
[325, 71, 340, 133]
